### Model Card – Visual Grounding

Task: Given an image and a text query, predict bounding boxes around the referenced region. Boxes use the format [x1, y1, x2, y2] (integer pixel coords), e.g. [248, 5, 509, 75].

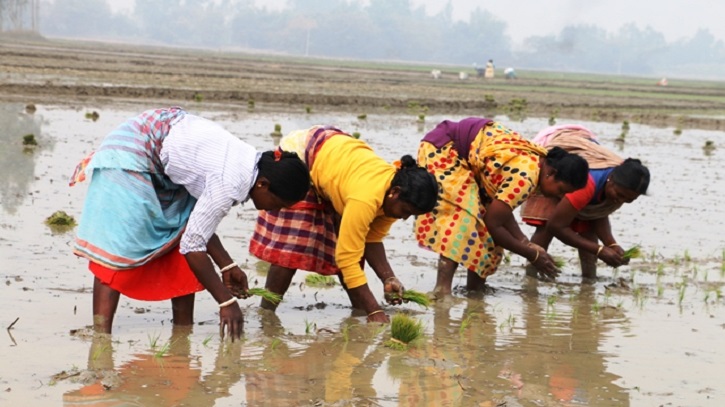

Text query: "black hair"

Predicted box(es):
[257, 150, 311, 202]
[610, 158, 650, 194]
[546, 146, 589, 189]
[390, 155, 438, 212]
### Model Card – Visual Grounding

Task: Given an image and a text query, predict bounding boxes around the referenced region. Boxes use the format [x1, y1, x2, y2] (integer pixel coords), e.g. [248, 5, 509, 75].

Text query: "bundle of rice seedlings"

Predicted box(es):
[623, 245, 642, 260]
[384, 313, 424, 351]
[393, 289, 430, 308]
[247, 288, 282, 305]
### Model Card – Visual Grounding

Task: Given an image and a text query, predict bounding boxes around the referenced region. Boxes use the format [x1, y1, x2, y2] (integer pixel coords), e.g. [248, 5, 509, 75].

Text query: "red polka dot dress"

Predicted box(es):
[415, 122, 547, 278]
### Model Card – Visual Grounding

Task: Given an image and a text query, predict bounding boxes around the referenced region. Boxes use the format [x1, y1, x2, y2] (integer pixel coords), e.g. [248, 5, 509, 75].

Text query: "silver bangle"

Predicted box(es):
[218, 297, 237, 308]
[219, 262, 238, 273]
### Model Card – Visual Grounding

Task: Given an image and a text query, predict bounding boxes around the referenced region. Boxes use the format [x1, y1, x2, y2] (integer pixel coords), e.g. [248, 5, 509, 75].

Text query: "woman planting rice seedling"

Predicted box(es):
[521, 124, 650, 280]
[71, 107, 310, 339]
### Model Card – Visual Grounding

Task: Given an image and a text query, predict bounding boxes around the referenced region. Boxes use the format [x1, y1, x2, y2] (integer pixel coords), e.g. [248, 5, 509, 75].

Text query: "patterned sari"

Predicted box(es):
[416, 121, 547, 278]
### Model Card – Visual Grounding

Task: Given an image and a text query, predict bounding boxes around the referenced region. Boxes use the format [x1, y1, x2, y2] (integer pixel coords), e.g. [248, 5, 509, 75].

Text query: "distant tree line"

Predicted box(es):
[37, 0, 725, 79]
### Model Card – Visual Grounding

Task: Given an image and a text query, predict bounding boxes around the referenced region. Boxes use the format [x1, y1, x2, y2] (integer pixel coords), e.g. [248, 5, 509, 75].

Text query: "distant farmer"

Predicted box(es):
[70, 107, 310, 339]
[250, 126, 438, 322]
[415, 118, 589, 297]
[504, 67, 517, 79]
[520, 124, 650, 280]
[485, 59, 495, 78]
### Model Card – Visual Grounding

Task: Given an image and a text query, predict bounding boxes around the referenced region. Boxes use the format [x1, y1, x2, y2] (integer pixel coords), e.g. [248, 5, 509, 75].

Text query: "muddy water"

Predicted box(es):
[1, 103, 723, 407]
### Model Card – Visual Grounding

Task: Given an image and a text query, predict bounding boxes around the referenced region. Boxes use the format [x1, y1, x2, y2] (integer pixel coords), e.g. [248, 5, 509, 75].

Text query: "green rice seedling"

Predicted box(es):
[305, 274, 337, 287]
[677, 279, 687, 306]
[247, 99, 255, 109]
[622, 245, 642, 260]
[357, 114, 367, 120]
[193, 93, 203, 103]
[305, 106, 312, 114]
[304, 319, 316, 335]
[352, 132, 361, 139]
[656, 282, 664, 298]
[656, 263, 664, 276]
[384, 313, 424, 351]
[632, 286, 646, 309]
[248, 288, 282, 305]
[553, 257, 565, 268]
[683, 249, 691, 262]
[202, 334, 214, 347]
[91, 342, 111, 361]
[85, 111, 100, 121]
[459, 312, 474, 335]
[591, 297, 601, 314]
[417, 114, 425, 123]
[341, 323, 351, 343]
[673, 127, 682, 136]
[154, 341, 171, 358]
[548, 116, 556, 126]
[270, 338, 282, 351]
[148, 333, 160, 350]
[546, 294, 558, 319]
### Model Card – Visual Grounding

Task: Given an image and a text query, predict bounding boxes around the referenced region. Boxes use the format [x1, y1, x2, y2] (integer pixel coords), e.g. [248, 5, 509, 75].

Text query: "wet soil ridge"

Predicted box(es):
[2, 39, 725, 130]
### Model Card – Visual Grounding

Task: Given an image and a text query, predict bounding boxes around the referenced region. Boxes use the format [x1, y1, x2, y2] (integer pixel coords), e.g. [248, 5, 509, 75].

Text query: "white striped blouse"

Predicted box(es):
[160, 113, 260, 254]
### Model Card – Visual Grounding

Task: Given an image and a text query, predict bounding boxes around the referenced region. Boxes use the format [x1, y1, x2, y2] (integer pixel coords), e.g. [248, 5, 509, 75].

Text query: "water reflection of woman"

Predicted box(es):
[250, 126, 438, 323]
[520, 124, 650, 280]
[415, 118, 589, 296]
[62, 326, 243, 406]
[70, 107, 310, 339]
[506, 281, 630, 405]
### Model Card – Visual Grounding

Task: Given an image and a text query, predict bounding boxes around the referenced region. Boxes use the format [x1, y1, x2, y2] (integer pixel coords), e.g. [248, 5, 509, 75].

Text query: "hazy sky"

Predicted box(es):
[107, 0, 725, 45]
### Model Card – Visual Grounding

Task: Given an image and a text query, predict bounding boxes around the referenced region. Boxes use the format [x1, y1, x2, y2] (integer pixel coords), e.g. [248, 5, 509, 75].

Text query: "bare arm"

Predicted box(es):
[206, 234, 249, 298]
[546, 198, 599, 253]
[185, 246, 244, 341]
[364, 242, 404, 305]
[485, 199, 559, 277]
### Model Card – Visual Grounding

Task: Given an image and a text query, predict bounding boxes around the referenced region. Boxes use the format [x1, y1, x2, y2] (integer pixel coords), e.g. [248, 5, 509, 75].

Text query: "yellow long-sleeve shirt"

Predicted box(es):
[311, 135, 397, 289]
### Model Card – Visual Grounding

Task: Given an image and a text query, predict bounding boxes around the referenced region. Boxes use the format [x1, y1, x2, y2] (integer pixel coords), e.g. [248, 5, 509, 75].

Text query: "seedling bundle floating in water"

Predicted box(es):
[384, 313, 424, 351]
[247, 288, 282, 305]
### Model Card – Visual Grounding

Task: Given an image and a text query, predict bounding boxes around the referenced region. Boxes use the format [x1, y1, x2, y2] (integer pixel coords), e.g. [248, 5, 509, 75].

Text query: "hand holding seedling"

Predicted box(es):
[384, 276, 405, 305]
[222, 266, 250, 299]
[528, 242, 561, 280]
[597, 245, 625, 268]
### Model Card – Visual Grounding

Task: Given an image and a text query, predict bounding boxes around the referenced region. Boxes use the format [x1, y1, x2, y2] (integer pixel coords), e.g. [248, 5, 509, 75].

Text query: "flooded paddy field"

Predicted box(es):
[1, 102, 724, 406]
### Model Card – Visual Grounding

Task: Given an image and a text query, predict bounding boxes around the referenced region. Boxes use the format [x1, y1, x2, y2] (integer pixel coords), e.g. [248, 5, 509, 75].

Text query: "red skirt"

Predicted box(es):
[89, 248, 204, 301]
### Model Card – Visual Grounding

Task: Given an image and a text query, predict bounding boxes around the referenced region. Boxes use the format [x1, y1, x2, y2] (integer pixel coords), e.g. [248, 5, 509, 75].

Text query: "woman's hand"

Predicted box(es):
[383, 276, 405, 305]
[222, 266, 250, 299]
[529, 243, 561, 280]
[219, 302, 244, 341]
[597, 246, 625, 268]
